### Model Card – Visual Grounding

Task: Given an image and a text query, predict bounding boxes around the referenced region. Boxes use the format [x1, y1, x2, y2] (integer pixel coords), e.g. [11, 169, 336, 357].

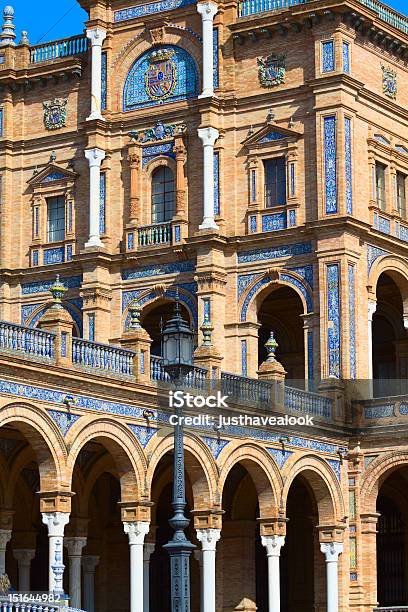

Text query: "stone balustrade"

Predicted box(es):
[29, 35, 89, 64]
[0, 596, 86, 612]
[0, 321, 55, 361]
[138, 222, 172, 247]
[72, 337, 135, 377]
[238, 0, 408, 36]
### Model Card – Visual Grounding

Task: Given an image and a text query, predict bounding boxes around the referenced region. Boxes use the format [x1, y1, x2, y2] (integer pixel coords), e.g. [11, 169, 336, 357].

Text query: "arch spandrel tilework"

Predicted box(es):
[123, 45, 199, 111]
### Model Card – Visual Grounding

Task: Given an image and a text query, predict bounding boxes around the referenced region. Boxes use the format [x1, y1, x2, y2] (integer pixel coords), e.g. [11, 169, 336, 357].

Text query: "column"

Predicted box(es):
[368, 300, 376, 397]
[320, 542, 343, 612]
[196, 529, 221, 612]
[85, 148, 105, 249]
[123, 521, 149, 612]
[143, 543, 155, 612]
[198, 127, 219, 231]
[13, 549, 35, 591]
[42, 512, 70, 593]
[65, 537, 87, 609]
[197, 2, 218, 98]
[0, 529, 11, 575]
[86, 27, 107, 121]
[261, 535, 285, 612]
[82, 555, 99, 612]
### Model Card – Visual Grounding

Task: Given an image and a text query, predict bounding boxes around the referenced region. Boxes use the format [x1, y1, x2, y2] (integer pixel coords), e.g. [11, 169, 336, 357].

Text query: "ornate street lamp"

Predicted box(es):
[162, 295, 196, 611]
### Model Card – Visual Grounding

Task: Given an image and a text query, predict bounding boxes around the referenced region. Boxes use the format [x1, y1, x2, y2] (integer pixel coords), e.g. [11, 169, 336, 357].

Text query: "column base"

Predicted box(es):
[199, 219, 219, 231]
[84, 237, 104, 249]
[198, 90, 216, 99]
[86, 112, 105, 122]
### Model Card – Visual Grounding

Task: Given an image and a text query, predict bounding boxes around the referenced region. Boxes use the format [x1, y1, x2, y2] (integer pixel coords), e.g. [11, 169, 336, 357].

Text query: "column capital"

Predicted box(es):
[368, 300, 377, 320]
[86, 27, 107, 47]
[196, 528, 221, 551]
[123, 521, 150, 545]
[197, 1, 218, 19]
[261, 534, 285, 557]
[13, 549, 36, 565]
[320, 541, 343, 562]
[198, 127, 219, 147]
[82, 555, 100, 573]
[64, 537, 87, 557]
[0, 529, 11, 550]
[42, 512, 70, 537]
[85, 148, 106, 167]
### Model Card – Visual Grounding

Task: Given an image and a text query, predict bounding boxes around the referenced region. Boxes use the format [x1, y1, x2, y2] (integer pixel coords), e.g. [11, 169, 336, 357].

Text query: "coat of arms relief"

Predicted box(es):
[145, 48, 177, 101]
[257, 54, 286, 87]
[43, 98, 68, 130]
[381, 64, 397, 100]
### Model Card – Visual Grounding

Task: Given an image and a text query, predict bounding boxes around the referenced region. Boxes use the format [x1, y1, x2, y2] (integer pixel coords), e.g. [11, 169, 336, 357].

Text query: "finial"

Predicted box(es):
[19, 30, 29, 45]
[264, 331, 278, 361]
[200, 312, 213, 346]
[0, 6, 16, 46]
[49, 150, 57, 163]
[32, 165, 38, 176]
[288, 116, 294, 128]
[266, 108, 275, 124]
[50, 275, 67, 309]
[247, 124, 254, 137]
[129, 302, 142, 329]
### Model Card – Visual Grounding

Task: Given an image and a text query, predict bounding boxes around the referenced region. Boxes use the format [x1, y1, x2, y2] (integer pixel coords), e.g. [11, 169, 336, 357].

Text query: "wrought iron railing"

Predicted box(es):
[138, 222, 172, 247]
[238, 0, 408, 36]
[72, 338, 135, 376]
[284, 385, 333, 417]
[0, 321, 55, 360]
[221, 371, 274, 404]
[30, 34, 88, 64]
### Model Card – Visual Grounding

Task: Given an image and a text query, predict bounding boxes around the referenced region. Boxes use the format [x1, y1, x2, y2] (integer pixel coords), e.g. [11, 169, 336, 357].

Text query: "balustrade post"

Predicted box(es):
[38, 308, 74, 368]
[257, 332, 286, 409]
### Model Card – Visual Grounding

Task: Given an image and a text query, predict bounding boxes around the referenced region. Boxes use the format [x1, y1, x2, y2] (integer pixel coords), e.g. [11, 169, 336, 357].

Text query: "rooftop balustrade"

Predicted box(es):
[238, 0, 408, 36]
[29, 34, 88, 64]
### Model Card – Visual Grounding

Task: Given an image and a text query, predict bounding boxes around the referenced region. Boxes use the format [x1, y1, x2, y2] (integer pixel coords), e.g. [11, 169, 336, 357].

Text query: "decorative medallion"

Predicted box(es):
[43, 98, 68, 130]
[257, 54, 286, 88]
[381, 64, 397, 99]
[129, 120, 186, 143]
[146, 48, 177, 101]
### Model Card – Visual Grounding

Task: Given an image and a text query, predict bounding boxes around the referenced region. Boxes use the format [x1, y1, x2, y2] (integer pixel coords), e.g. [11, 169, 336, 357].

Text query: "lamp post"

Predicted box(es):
[162, 295, 196, 611]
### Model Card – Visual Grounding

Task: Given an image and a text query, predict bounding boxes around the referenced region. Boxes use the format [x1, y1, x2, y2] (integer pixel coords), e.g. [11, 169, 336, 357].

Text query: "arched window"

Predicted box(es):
[151, 167, 175, 224]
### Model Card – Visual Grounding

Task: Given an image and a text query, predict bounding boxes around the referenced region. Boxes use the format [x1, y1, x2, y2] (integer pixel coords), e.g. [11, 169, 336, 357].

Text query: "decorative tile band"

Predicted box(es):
[88, 313, 95, 342]
[22, 276, 82, 295]
[327, 263, 341, 377]
[202, 436, 229, 459]
[241, 339, 247, 376]
[343, 41, 350, 74]
[213, 27, 219, 90]
[345, 117, 353, 214]
[262, 212, 287, 232]
[214, 151, 220, 216]
[122, 260, 195, 280]
[238, 241, 312, 264]
[348, 264, 356, 379]
[324, 116, 337, 214]
[43, 247, 65, 266]
[308, 330, 314, 382]
[251, 169, 257, 203]
[114, 0, 196, 22]
[249, 215, 257, 233]
[367, 245, 389, 273]
[99, 172, 106, 235]
[101, 51, 107, 111]
[142, 142, 175, 167]
[322, 40, 335, 73]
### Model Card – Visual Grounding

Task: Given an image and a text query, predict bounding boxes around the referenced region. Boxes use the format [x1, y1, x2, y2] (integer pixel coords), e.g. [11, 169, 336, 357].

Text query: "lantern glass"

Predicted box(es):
[162, 300, 194, 376]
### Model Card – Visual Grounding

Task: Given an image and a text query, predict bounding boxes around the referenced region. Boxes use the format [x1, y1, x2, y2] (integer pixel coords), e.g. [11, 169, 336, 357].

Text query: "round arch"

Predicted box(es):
[26, 301, 83, 337]
[66, 417, 146, 503]
[147, 432, 218, 510]
[122, 44, 199, 112]
[240, 271, 313, 323]
[281, 454, 345, 525]
[123, 286, 198, 332]
[218, 443, 282, 517]
[0, 403, 66, 491]
[360, 450, 408, 514]
[368, 254, 408, 303]
[112, 31, 202, 113]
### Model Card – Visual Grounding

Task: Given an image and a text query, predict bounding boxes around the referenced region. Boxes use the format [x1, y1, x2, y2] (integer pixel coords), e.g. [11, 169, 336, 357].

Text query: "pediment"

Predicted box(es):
[27, 164, 77, 186]
[242, 123, 301, 148]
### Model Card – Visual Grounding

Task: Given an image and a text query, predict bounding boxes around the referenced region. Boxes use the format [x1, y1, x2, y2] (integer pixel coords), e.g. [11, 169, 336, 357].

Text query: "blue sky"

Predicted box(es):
[4, 0, 408, 44]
